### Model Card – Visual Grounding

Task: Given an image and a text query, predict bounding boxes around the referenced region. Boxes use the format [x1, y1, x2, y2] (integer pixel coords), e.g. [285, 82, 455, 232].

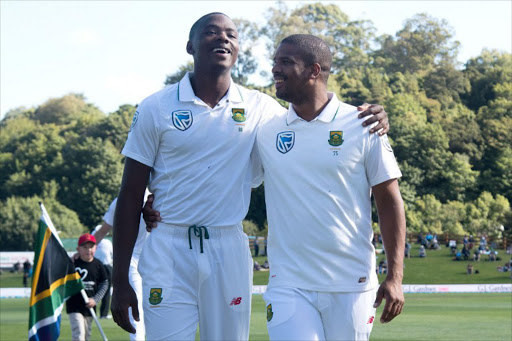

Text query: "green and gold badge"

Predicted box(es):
[149, 288, 163, 305]
[328, 131, 344, 146]
[266, 303, 273, 322]
[232, 108, 246, 122]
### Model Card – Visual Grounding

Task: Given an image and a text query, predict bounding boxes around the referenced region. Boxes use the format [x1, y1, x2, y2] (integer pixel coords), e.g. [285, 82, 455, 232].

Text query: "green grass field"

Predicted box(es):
[1, 244, 511, 340]
[1, 294, 511, 341]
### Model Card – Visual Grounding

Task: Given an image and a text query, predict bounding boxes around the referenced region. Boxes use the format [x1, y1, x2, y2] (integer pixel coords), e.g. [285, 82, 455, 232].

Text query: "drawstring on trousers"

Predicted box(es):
[188, 225, 209, 253]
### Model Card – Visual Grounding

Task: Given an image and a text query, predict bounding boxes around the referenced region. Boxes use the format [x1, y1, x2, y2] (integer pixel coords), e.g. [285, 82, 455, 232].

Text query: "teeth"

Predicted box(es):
[274, 79, 284, 84]
[213, 48, 229, 54]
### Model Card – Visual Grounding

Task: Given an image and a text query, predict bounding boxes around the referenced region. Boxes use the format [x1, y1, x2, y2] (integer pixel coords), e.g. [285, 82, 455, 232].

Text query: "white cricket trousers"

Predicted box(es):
[264, 286, 377, 341]
[138, 222, 253, 341]
[128, 257, 145, 341]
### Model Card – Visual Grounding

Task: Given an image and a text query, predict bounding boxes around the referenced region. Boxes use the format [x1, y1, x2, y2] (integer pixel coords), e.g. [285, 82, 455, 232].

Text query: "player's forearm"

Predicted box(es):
[373, 179, 406, 280]
[94, 222, 112, 244]
[112, 158, 150, 285]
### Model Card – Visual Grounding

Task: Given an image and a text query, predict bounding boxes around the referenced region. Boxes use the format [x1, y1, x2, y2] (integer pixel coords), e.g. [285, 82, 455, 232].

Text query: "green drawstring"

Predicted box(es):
[188, 225, 210, 253]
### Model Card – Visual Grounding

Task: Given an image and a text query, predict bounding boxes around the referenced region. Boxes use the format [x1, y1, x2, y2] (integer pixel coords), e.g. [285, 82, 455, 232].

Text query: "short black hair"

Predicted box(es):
[280, 34, 332, 81]
[189, 12, 231, 41]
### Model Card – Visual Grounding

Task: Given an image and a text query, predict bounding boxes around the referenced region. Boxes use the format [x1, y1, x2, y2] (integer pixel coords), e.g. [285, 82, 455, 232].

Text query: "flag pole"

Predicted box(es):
[80, 289, 108, 341]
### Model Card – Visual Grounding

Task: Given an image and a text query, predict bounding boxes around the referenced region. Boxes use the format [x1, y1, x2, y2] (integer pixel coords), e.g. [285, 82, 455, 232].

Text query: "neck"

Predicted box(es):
[292, 88, 330, 122]
[190, 68, 232, 108]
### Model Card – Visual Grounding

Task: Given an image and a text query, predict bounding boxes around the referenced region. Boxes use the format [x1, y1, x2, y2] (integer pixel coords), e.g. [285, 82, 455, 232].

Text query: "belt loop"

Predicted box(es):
[188, 225, 210, 253]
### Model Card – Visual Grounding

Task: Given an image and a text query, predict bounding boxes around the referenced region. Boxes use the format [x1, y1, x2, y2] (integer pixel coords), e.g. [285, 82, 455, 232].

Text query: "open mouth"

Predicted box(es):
[274, 78, 285, 88]
[212, 47, 230, 54]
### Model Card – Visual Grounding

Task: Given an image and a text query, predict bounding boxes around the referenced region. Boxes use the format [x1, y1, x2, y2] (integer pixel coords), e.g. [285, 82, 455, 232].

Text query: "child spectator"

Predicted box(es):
[66, 233, 108, 341]
[467, 263, 474, 275]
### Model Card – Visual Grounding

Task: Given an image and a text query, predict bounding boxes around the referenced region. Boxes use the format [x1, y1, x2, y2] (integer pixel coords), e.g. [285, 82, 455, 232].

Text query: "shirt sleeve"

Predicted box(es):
[121, 95, 160, 167]
[102, 198, 117, 226]
[365, 133, 402, 187]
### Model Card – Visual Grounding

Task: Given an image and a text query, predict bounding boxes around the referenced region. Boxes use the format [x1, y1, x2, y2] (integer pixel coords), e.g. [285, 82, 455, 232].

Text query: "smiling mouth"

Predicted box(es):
[274, 78, 284, 87]
[212, 48, 230, 54]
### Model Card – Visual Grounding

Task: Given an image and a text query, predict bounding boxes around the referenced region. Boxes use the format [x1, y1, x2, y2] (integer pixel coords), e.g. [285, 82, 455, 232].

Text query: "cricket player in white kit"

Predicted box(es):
[112, 13, 391, 341]
[253, 35, 406, 340]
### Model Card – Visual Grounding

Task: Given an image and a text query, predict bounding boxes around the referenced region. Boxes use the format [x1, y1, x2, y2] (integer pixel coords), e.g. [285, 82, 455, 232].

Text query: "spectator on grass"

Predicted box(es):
[262, 260, 269, 269]
[378, 259, 388, 274]
[253, 237, 260, 257]
[462, 245, 470, 260]
[479, 236, 487, 251]
[22, 259, 31, 287]
[473, 249, 481, 262]
[430, 234, 440, 250]
[419, 245, 427, 258]
[254, 261, 261, 271]
[453, 249, 463, 261]
[466, 263, 474, 275]
[488, 250, 497, 262]
[405, 240, 411, 258]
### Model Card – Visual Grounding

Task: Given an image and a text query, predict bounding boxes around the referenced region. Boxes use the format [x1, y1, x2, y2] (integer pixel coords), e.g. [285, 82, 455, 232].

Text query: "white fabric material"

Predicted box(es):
[93, 238, 112, 266]
[138, 223, 253, 341]
[128, 257, 145, 341]
[102, 190, 150, 258]
[263, 286, 377, 341]
[255, 93, 402, 292]
[121, 72, 285, 227]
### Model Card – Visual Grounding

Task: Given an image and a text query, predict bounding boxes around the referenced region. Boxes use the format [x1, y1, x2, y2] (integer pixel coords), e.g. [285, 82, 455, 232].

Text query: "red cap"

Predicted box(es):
[78, 233, 96, 246]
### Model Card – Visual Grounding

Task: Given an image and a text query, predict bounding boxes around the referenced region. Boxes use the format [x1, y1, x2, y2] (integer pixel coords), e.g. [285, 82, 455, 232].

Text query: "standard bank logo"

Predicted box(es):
[172, 110, 193, 131]
[276, 131, 295, 154]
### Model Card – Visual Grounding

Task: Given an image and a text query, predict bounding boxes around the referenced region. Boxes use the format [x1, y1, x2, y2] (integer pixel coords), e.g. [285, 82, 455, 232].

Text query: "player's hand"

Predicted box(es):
[373, 277, 404, 323]
[86, 298, 96, 308]
[143, 194, 161, 232]
[71, 253, 79, 261]
[111, 283, 139, 334]
[357, 103, 389, 135]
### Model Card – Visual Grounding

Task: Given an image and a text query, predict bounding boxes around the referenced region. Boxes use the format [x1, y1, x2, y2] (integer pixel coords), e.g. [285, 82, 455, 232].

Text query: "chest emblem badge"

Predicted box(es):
[232, 108, 246, 122]
[172, 110, 193, 131]
[328, 131, 344, 146]
[149, 288, 163, 305]
[276, 131, 295, 154]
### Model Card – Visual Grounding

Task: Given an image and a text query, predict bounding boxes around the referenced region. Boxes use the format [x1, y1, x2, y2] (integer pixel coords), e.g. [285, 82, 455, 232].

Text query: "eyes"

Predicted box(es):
[204, 30, 237, 39]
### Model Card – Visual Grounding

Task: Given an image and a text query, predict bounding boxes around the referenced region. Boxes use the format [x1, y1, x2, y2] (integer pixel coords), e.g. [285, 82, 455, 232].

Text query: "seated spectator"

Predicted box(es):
[430, 235, 440, 250]
[467, 263, 474, 275]
[449, 240, 457, 254]
[416, 233, 424, 245]
[453, 249, 463, 261]
[261, 260, 269, 269]
[253, 261, 261, 271]
[488, 250, 497, 262]
[419, 245, 427, 258]
[462, 245, 470, 260]
[479, 236, 487, 251]
[425, 232, 433, 247]
[473, 249, 481, 262]
[378, 259, 388, 274]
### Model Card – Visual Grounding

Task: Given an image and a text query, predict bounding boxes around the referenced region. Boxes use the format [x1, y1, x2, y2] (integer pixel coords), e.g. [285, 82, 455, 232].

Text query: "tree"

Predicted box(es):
[0, 195, 85, 251]
[59, 137, 123, 227]
[164, 62, 194, 86]
[34, 93, 104, 125]
[374, 13, 460, 75]
[231, 18, 260, 86]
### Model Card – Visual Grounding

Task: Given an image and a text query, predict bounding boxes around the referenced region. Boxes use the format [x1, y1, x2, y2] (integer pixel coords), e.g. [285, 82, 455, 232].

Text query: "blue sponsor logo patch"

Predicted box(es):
[276, 131, 295, 154]
[172, 110, 193, 131]
[129, 111, 139, 132]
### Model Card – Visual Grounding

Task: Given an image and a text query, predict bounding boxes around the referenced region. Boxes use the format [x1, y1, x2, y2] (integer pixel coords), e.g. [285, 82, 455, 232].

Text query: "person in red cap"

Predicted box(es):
[66, 233, 108, 341]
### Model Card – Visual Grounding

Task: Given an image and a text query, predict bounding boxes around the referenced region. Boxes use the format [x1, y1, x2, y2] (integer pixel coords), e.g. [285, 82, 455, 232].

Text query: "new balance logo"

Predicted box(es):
[367, 316, 375, 324]
[230, 297, 242, 306]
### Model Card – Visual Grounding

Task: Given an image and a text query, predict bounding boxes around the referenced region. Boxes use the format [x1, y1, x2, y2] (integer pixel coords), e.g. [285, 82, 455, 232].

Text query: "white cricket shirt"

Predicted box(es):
[255, 93, 402, 292]
[122, 73, 284, 227]
[103, 191, 150, 258]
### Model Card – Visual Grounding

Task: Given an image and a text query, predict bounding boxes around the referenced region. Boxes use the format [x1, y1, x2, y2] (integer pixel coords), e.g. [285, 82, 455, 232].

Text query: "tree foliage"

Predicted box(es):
[1, 2, 510, 248]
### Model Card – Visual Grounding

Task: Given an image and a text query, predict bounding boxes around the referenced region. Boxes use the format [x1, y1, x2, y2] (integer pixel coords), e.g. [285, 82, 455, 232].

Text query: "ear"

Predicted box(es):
[186, 41, 194, 55]
[310, 63, 322, 80]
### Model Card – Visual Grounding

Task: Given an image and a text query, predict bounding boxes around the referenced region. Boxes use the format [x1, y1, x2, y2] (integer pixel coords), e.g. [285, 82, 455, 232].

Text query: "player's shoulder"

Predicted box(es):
[236, 84, 282, 108]
[138, 83, 179, 113]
